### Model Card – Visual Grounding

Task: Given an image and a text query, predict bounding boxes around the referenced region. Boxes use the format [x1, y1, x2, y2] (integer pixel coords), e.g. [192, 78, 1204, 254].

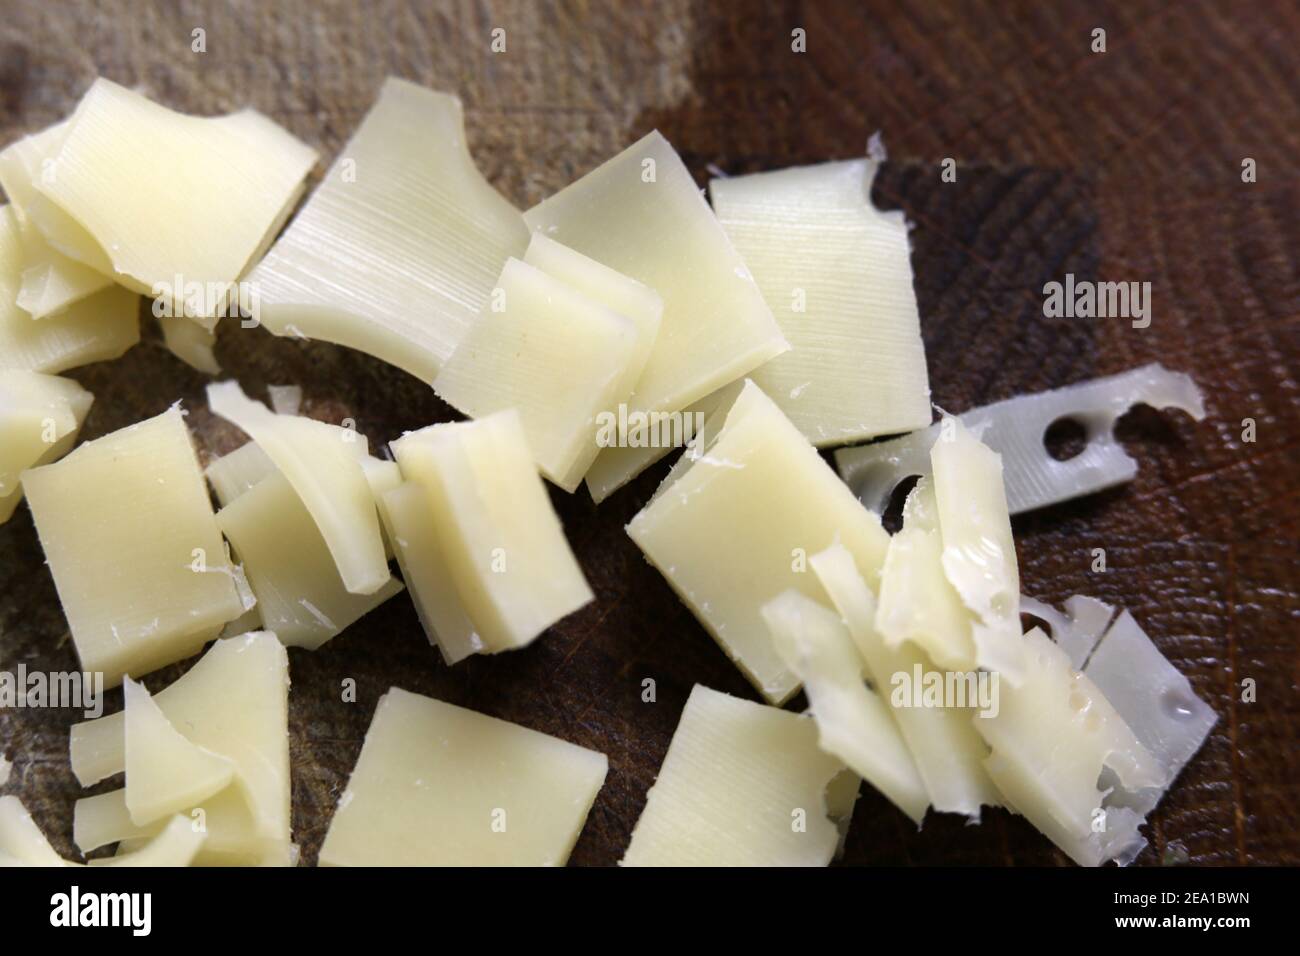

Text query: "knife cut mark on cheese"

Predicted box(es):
[246, 77, 528, 383]
[710, 157, 930, 447]
[621, 684, 852, 867]
[836, 364, 1206, 516]
[763, 590, 929, 824]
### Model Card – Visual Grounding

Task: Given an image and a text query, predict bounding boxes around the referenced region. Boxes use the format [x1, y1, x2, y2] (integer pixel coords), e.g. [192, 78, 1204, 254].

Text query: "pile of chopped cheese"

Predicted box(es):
[0, 77, 1214, 868]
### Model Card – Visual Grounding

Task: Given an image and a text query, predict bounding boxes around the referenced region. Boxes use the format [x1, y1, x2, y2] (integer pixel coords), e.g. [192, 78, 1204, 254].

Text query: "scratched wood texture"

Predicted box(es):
[0, 0, 1296, 867]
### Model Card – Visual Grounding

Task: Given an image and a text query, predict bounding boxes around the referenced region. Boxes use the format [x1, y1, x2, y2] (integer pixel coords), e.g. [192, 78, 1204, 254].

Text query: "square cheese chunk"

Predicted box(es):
[320, 688, 608, 866]
[22, 406, 244, 685]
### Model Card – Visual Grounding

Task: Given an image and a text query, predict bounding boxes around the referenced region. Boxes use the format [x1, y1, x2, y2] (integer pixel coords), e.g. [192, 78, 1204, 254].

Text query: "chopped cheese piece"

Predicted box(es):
[0, 797, 204, 868]
[218, 470, 404, 649]
[836, 364, 1206, 516]
[524, 131, 787, 445]
[2, 206, 139, 373]
[762, 590, 928, 824]
[1083, 610, 1218, 819]
[266, 384, 302, 416]
[810, 544, 1001, 816]
[247, 78, 529, 383]
[931, 419, 1025, 681]
[433, 257, 641, 491]
[1020, 594, 1115, 670]
[319, 687, 607, 866]
[875, 479, 978, 671]
[88, 814, 205, 868]
[0, 120, 113, 274]
[387, 409, 592, 657]
[621, 684, 850, 866]
[204, 440, 277, 507]
[0, 369, 92, 523]
[123, 677, 234, 826]
[70, 632, 291, 851]
[206, 381, 389, 595]
[627, 380, 889, 703]
[710, 159, 930, 445]
[158, 313, 220, 374]
[35, 79, 317, 309]
[14, 217, 112, 319]
[22, 406, 244, 685]
[975, 628, 1166, 866]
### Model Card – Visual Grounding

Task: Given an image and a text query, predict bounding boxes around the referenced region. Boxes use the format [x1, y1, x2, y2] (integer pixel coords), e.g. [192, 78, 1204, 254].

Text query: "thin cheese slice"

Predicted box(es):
[626, 380, 889, 703]
[35, 78, 317, 309]
[433, 256, 641, 491]
[0, 797, 204, 868]
[975, 628, 1167, 866]
[621, 684, 851, 866]
[22, 406, 244, 686]
[247, 77, 529, 383]
[524, 131, 787, 442]
[70, 631, 291, 848]
[88, 814, 206, 868]
[810, 544, 1002, 817]
[1020, 594, 1115, 670]
[14, 216, 112, 319]
[710, 159, 930, 445]
[0, 370, 92, 523]
[762, 590, 929, 824]
[218, 470, 404, 649]
[204, 440, 277, 507]
[931, 419, 1026, 682]
[158, 313, 220, 374]
[206, 381, 389, 595]
[2, 206, 139, 373]
[388, 410, 593, 656]
[123, 677, 234, 826]
[320, 687, 607, 866]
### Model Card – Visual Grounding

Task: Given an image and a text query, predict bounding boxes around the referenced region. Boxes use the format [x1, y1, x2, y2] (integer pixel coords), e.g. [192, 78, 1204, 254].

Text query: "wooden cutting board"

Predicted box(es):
[1, 0, 1296, 866]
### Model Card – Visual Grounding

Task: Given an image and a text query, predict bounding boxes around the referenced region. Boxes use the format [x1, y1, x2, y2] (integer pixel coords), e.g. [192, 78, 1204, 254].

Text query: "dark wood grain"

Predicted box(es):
[0, 0, 1296, 866]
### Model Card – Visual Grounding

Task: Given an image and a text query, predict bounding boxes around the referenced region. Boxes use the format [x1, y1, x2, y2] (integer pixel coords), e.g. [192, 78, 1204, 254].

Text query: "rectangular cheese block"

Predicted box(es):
[710, 159, 930, 445]
[524, 131, 787, 430]
[433, 256, 641, 491]
[388, 410, 593, 656]
[22, 406, 245, 685]
[627, 380, 890, 703]
[0, 370, 93, 523]
[319, 687, 607, 866]
[621, 684, 851, 866]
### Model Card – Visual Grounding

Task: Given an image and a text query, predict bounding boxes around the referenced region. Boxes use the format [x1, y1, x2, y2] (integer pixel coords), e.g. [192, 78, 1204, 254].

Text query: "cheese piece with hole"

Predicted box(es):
[14, 217, 112, 319]
[388, 410, 593, 656]
[247, 78, 528, 383]
[22, 406, 244, 686]
[158, 313, 220, 374]
[34, 78, 317, 310]
[931, 419, 1025, 682]
[762, 590, 929, 824]
[521, 233, 663, 440]
[710, 159, 930, 446]
[433, 257, 642, 491]
[524, 132, 787, 449]
[70, 632, 290, 850]
[218, 470, 404, 649]
[975, 627, 1166, 866]
[0, 120, 113, 274]
[836, 364, 1206, 516]
[810, 544, 1001, 816]
[74, 787, 291, 866]
[0, 370, 92, 523]
[1083, 610, 1217, 819]
[123, 677, 234, 826]
[320, 687, 607, 866]
[875, 478, 978, 670]
[206, 381, 389, 595]
[2, 206, 139, 373]
[621, 684, 851, 867]
[627, 380, 890, 704]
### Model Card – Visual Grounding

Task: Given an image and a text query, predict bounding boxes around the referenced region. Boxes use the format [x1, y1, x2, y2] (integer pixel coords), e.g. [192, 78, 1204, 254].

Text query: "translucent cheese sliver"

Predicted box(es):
[710, 159, 930, 446]
[247, 77, 529, 383]
[35, 79, 318, 308]
[205, 381, 390, 596]
[524, 131, 788, 435]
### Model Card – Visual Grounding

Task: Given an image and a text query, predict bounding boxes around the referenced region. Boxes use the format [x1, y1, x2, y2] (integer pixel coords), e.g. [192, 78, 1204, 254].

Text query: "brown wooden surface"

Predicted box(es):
[0, 0, 1296, 866]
